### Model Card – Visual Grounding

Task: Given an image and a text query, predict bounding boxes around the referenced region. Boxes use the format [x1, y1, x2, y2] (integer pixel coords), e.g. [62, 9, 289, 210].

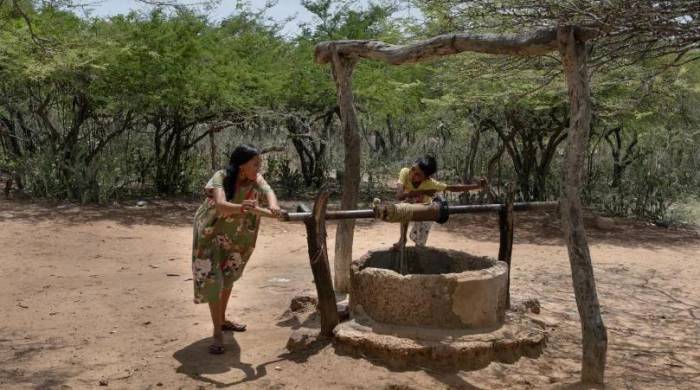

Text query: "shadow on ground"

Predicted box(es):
[173, 336, 285, 388]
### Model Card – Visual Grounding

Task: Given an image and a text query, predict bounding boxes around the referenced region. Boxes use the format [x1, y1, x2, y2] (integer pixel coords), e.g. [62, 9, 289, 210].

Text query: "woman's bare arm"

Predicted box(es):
[211, 188, 250, 216]
[257, 174, 281, 215]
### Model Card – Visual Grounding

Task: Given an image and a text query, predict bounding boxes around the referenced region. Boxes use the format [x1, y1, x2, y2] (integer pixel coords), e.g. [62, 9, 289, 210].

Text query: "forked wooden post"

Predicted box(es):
[303, 192, 339, 337]
[498, 185, 515, 307]
[558, 25, 607, 383]
[331, 52, 361, 294]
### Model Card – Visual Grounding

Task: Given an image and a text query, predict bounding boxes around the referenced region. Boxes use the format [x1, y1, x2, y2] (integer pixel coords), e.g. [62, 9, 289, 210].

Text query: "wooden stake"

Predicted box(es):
[498, 185, 515, 308]
[304, 192, 339, 337]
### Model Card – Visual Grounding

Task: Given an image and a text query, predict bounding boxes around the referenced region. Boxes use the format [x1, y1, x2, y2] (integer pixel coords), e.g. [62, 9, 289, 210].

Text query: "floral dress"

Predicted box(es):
[191, 170, 271, 304]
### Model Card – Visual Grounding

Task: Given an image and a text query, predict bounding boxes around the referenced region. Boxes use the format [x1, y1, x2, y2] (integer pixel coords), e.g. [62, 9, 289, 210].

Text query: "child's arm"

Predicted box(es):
[445, 177, 488, 193]
[396, 183, 436, 201]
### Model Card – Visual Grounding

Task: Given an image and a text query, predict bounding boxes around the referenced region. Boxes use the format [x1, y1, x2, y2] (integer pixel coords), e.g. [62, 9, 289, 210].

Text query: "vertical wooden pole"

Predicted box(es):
[498, 185, 514, 308]
[304, 192, 339, 337]
[330, 50, 360, 293]
[558, 25, 607, 385]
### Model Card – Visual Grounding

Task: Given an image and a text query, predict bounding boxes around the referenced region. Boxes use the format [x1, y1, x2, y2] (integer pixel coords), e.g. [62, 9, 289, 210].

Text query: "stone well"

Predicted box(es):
[349, 247, 508, 329]
[333, 246, 548, 370]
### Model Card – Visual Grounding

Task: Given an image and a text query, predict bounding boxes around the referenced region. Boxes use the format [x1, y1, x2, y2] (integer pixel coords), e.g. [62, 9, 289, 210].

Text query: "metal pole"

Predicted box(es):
[281, 201, 558, 222]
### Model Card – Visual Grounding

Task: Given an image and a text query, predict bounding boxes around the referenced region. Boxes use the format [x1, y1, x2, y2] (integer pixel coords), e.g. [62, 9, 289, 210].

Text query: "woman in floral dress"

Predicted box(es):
[192, 144, 280, 354]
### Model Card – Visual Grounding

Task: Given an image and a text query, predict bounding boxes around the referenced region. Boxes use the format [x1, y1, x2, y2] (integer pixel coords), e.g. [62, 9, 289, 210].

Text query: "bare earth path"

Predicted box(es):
[1, 199, 699, 389]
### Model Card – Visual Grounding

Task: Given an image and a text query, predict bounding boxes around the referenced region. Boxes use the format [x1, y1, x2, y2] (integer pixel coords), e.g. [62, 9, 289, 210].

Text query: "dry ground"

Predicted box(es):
[1, 198, 699, 389]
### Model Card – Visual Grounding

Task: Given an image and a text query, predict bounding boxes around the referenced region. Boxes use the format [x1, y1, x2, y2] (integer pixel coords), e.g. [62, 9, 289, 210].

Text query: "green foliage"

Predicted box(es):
[0, 0, 698, 226]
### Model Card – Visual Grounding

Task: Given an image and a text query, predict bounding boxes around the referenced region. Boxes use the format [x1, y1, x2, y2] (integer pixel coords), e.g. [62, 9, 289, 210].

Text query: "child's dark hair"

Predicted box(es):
[415, 155, 438, 177]
[223, 144, 259, 201]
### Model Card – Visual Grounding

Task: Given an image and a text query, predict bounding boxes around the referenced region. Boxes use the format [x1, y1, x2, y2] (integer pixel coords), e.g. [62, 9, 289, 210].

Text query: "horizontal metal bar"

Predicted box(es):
[327, 209, 377, 220]
[282, 201, 558, 222]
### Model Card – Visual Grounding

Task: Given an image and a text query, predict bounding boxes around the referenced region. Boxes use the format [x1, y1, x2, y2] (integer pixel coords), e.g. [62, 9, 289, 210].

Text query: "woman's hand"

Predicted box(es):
[268, 203, 282, 216]
[241, 199, 258, 213]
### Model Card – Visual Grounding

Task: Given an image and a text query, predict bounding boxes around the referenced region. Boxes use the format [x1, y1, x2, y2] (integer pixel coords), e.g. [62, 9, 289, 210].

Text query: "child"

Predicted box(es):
[191, 144, 281, 354]
[394, 155, 486, 248]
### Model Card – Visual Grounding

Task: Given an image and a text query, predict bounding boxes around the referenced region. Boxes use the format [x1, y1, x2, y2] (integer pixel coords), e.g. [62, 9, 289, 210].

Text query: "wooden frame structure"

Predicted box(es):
[312, 25, 607, 384]
[286, 195, 556, 333]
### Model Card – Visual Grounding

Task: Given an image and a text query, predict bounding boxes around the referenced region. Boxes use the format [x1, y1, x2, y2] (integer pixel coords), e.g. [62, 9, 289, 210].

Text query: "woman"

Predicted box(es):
[191, 144, 280, 354]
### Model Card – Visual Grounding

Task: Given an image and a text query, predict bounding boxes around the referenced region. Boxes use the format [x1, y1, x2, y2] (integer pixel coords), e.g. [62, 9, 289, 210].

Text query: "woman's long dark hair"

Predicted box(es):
[223, 144, 260, 201]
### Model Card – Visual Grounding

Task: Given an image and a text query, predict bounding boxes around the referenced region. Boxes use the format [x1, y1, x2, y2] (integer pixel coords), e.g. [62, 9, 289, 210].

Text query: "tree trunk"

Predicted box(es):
[331, 52, 360, 293]
[463, 127, 482, 183]
[209, 129, 218, 171]
[558, 25, 607, 385]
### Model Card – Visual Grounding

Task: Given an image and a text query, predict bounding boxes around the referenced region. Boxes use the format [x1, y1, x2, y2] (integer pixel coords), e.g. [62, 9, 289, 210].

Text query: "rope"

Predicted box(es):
[373, 198, 428, 223]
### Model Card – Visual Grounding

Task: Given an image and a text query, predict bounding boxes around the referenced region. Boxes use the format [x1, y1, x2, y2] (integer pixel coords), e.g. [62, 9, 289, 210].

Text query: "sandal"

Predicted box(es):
[208, 343, 225, 355]
[221, 320, 247, 332]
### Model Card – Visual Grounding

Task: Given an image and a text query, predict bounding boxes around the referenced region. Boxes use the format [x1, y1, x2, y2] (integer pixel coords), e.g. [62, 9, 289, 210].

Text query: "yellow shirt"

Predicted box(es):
[398, 167, 447, 203]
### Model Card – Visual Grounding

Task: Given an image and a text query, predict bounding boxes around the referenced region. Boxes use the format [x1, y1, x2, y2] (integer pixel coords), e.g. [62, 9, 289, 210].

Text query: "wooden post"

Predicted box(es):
[304, 192, 340, 337]
[498, 185, 514, 308]
[330, 51, 361, 293]
[558, 25, 607, 385]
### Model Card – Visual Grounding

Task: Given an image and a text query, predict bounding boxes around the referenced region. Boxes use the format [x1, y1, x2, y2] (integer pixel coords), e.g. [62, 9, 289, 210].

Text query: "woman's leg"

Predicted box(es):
[220, 288, 245, 330]
[207, 300, 224, 354]
[220, 288, 232, 325]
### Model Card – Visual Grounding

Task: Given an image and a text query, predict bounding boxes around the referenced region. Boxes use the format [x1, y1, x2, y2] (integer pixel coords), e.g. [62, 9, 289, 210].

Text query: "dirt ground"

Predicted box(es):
[1, 198, 699, 389]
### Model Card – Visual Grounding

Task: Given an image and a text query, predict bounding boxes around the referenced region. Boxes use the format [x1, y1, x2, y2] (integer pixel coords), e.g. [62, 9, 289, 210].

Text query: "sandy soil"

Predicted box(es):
[1, 198, 699, 389]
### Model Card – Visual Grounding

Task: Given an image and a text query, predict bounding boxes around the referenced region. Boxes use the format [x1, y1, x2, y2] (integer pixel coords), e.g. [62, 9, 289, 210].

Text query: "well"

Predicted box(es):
[350, 247, 508, 329]
[332, 246, 547, 370]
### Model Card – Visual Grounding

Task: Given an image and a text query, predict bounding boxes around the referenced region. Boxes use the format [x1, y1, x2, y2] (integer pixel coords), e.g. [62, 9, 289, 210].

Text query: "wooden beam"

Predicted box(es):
[558, 25, 607, 385]
[304, 192, 339, 337]
[498, 186, 515, 308]
[315, 27, 599, 65]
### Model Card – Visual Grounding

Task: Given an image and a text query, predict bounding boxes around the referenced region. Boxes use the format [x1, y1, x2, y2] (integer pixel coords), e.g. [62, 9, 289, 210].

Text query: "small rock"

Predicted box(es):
[109, 330, 116, 334]
[156, 355, 164, 358]
[136, 200, 147, 207]
[17, 303, 29, 309]
[511, 297, 541, 314]
[165, 273, 179, 277]
[99, 379, 108, 386]
[286, 328, 321, 352]
[337, 299, 350, 322]
[274, 366, 282, 371]
[156, 382, 163, 386]
[290, 295, 318, 312]
[143, 321, 152, 326]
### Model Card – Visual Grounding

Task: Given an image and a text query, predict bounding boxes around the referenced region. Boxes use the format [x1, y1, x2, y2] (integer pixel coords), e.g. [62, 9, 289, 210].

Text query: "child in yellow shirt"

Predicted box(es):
[394, 155, 486, 248]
